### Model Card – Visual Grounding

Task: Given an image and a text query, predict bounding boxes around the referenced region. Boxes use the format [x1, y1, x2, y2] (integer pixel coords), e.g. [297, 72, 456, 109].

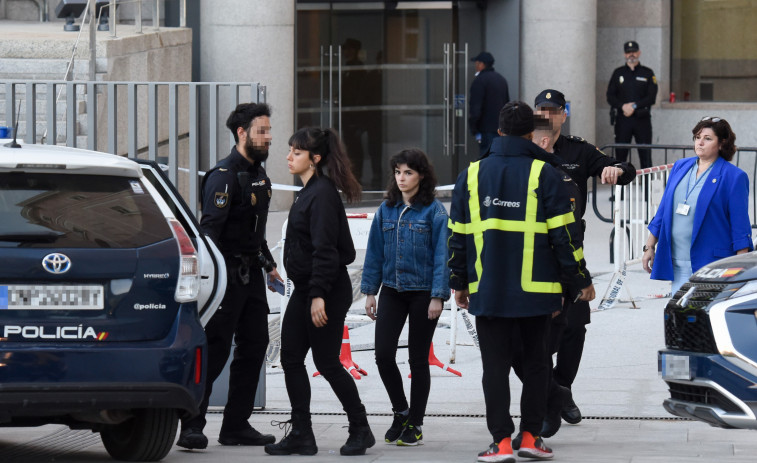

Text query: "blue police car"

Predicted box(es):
[0, 142, 226, 461]
[659, 253, 757, 430]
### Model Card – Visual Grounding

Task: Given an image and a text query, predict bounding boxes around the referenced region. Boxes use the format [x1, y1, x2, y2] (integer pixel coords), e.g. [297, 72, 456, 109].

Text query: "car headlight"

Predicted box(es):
[729, 280, 757, 299]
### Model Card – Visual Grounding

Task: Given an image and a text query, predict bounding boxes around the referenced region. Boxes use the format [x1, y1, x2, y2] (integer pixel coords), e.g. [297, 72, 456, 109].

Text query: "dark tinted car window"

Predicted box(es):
[0, 173, 172, 248]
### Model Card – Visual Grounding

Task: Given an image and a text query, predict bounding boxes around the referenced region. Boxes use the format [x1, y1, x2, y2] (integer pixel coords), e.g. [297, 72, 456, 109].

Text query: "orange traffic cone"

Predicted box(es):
[313, 325, 368, 380]
[409, 343, 462, 377]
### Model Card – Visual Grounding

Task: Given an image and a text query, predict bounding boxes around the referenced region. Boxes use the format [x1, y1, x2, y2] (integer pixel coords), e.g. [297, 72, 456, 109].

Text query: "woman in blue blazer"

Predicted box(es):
[642, 117, 753, 294]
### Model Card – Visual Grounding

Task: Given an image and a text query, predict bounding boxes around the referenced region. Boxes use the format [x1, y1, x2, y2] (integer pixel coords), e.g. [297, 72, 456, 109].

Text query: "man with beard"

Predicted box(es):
[606, 41, 658, 168]
[177, 102, 283, 449]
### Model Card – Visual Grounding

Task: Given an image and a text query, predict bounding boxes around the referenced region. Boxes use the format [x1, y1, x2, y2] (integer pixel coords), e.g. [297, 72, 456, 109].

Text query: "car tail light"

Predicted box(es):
[168, 218, 199, 302]
[194, 347, 202, 384]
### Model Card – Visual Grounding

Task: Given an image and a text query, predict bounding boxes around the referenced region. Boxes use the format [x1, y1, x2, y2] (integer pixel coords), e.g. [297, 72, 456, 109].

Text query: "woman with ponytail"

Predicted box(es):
[265, 128, 373, 457]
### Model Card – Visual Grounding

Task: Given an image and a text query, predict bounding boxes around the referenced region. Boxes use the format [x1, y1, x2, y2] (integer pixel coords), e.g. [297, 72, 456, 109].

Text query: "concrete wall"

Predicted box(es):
[522, 0, 597, 141]
[199, 0, 295, 211]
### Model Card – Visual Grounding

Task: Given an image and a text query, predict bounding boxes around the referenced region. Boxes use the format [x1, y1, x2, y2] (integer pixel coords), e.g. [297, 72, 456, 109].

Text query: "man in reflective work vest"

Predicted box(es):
[449, 101, 595, 462]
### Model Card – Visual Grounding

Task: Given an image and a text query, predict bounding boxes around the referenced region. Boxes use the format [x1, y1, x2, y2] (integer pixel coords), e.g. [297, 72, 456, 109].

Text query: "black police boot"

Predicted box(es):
[541, 384, 570, 438]
[561, 388, 582, 424]
[264, 415, 318, 456]
[218, 421, 275, 446]
[176, 427, 208, 450]
[340, 411, 376, 456]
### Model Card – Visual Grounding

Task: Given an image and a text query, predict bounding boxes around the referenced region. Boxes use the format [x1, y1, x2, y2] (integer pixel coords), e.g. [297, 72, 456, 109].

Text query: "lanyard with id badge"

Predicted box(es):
[676, 163, 712, 216]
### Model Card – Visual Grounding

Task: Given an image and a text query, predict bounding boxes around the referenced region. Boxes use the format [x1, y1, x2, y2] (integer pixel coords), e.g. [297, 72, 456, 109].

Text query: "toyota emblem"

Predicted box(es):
[42, 253, 72, 274]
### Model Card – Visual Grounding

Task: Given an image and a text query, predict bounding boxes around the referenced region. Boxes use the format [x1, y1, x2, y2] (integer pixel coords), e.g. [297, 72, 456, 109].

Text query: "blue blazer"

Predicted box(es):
[648, 156, 753, 281]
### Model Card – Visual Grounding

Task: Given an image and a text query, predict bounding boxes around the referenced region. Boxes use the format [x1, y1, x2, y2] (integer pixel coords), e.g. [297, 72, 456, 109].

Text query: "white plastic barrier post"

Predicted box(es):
[598, 163, 674, 310]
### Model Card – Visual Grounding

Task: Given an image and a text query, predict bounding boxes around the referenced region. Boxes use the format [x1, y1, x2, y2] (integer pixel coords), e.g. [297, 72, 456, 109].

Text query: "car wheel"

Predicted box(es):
[100, 409, 178, 461]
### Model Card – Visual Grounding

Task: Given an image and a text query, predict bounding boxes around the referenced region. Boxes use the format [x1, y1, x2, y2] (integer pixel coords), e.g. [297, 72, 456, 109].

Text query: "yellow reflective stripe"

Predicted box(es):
[573, 247, 584, 262]
[521, 160, 562, 294]
[466, 161, 484, 294]
[450, 218, 547, 235]
[448, 218, 467, 234]
[546, 211, 575, 229]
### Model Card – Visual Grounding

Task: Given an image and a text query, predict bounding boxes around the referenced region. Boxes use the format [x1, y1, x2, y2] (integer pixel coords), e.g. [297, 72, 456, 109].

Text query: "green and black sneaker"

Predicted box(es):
[397, 424, 423, 446]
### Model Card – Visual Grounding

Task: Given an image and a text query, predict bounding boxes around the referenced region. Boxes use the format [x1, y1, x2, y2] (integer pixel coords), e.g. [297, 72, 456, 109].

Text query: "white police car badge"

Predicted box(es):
[214, 192, 229, 208]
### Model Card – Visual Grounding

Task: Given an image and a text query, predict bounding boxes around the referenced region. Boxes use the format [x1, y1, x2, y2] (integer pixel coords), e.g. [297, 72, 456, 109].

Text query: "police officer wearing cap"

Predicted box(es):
[177, 102, 282, 450]
[469, 51, 510, 156]
[533, 89, 635, 432]
[606, 41, 658, 168]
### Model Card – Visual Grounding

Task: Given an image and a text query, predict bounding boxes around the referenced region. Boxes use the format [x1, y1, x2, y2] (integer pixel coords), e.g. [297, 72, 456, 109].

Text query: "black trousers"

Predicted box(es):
[374, 287, 438, 426]
[280, 268, 366, 424]
[553, 300, 590, 388]
[184, 268, 270, 431]
[614, 115, 652, 168]
[477, 314, 551, 441]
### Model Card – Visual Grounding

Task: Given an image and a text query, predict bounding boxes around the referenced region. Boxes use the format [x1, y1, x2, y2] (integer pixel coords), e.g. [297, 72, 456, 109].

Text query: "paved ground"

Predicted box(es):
[1, 184, 755, 462]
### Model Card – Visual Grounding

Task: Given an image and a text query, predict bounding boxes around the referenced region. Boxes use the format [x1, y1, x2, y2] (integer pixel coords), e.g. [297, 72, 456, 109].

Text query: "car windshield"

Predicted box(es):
[0, 173, 172, 248]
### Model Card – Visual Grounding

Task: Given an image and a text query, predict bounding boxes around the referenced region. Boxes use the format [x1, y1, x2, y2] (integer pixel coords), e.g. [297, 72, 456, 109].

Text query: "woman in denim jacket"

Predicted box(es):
[361, 148, 450, 447]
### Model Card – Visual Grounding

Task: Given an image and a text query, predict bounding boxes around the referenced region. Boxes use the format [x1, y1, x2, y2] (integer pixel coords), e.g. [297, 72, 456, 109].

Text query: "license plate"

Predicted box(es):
[660, 353, 691, 380]
[0, 285, 104, 310]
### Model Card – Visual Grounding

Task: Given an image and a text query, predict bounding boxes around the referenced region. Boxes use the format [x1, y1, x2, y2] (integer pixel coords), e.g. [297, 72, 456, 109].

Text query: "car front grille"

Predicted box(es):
[664, 282, 726, 353]
[668, 382, 742, 413]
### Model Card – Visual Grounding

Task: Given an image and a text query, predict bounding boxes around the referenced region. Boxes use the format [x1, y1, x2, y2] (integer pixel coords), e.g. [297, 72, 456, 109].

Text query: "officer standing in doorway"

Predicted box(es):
[469, 51, 510, 157]
[606, 41, 658, 168]
[533, 89, 635, 435]
[177, 102, 282, 450]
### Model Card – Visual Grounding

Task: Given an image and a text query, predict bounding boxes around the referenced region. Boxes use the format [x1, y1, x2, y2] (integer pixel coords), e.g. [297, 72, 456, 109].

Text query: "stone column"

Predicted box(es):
[521, 0, 597, 142]
[200, 1, 295, 210]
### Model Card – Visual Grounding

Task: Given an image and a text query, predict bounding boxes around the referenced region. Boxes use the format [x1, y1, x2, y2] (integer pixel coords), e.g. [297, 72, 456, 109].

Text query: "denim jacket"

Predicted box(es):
[361, 198, 450, 299]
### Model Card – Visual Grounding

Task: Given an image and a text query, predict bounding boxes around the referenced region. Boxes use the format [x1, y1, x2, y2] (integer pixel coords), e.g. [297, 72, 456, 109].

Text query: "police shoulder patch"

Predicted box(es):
[652, 75, 657, 84]
[214, 192, 229, 208]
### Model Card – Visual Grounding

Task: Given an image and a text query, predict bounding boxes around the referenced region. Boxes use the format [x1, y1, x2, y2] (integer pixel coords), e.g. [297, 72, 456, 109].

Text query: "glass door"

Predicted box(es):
[296, 2, 482, 191]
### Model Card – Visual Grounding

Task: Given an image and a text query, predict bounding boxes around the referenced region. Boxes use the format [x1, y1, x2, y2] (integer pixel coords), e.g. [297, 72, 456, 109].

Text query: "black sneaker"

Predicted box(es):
[176, 427, 208, 450]
[396, 424, 423, 446]
[264, 420, 318, 456]
[384, 411, 409, 443]
[218, 424, 275, 446]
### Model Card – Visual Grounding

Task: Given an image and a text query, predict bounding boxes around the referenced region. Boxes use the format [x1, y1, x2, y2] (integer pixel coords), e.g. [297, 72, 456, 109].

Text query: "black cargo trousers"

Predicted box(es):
[184, 256, 270, 431]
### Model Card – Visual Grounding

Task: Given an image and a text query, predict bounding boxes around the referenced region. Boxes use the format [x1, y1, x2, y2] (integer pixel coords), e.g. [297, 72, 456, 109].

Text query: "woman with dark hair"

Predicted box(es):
[642, 117, 753, 294]
[361, 148, 450, 446]
[265, 127, 374, 456]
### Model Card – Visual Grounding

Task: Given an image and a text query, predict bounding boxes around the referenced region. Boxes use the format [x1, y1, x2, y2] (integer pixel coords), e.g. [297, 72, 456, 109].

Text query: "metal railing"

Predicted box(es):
[2, 80, 266, 217]
[592, 143, 757, 227]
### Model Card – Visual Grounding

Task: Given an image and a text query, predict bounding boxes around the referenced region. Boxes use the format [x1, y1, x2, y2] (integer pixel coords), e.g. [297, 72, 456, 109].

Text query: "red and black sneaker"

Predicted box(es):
[516, 431, 553, 460]
[477, 437, 515, 463]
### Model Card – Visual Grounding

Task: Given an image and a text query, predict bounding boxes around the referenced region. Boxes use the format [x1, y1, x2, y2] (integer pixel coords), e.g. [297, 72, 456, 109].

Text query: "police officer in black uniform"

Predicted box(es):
[606, 41, 658, 168]
[177, 102, 282, 450]
[533, 89, 636, 433]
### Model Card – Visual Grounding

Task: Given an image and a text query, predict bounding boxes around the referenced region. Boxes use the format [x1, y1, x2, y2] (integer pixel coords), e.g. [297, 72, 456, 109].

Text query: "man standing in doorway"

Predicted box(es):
[177, 102, 282, 450]
[606, 40, 658, 168]
[468, 51, 510, 157]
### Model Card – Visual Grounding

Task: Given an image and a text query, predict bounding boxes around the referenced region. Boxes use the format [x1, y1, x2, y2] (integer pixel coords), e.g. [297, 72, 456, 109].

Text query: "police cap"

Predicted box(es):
[534, 89, 566, 109]
[624, 41, 639, 53]
[471, 51, 494, 66]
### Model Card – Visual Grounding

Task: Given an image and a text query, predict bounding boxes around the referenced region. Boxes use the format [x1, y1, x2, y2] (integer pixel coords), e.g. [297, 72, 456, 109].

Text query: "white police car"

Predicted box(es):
[0, 141, 225, 461]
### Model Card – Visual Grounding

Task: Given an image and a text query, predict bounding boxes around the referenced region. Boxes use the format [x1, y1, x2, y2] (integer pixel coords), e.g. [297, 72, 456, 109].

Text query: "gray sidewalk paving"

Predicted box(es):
[2, 185, 755, 462]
